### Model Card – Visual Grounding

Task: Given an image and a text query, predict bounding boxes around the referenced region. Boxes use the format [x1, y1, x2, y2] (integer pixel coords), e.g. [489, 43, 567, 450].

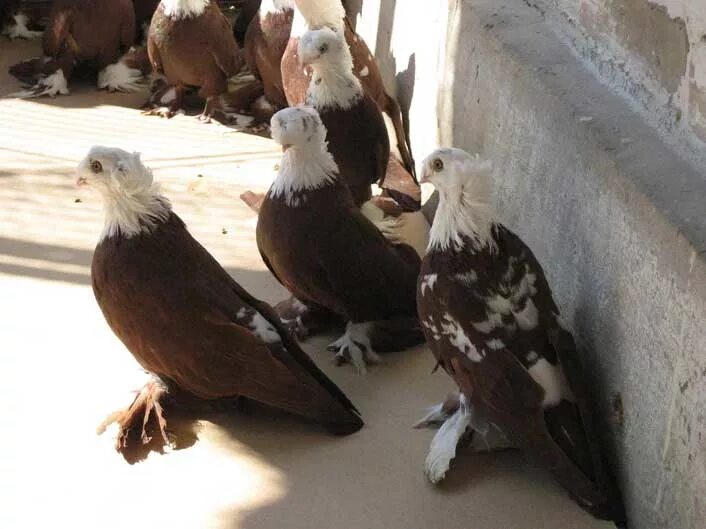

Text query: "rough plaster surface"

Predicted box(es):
[541, 0, 706, 170]
[437, 2, 706, 528]
[348, 0, 706, 528]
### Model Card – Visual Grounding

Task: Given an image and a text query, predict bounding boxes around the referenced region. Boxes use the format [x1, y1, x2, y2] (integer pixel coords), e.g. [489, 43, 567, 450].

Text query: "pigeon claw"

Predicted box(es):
[326, 322, 380, 375]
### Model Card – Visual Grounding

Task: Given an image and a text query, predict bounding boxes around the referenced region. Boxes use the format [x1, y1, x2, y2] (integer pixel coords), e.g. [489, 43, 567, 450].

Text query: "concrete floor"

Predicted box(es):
[0, 40, 611, 529]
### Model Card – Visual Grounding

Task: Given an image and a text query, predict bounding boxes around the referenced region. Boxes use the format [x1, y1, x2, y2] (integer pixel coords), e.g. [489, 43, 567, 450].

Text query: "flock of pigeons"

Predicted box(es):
[5, 0, 626, 526]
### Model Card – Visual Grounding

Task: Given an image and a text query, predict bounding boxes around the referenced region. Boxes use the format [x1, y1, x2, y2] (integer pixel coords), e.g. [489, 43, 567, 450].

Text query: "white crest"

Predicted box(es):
[77, 146, 171, 240]
[260, 0, 295, 15]
[162, 0, 209, 19]
[293, 0, 345, 31]
[299, 27, 362, 110]
[422, 148, 497, 253]
[269, 107, 340, 205]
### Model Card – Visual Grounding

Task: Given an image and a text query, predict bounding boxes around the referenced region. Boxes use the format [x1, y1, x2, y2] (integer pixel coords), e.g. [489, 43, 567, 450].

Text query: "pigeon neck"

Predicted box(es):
[428, 187, 497, 253]
[306, 65, 362, 110]
[100, 185, 172, 240]
[270, 145, 340, 205]
[162, 0, 209, 19]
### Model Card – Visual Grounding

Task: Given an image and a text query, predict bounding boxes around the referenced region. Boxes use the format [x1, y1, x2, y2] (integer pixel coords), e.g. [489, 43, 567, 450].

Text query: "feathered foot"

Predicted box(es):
[414, 393, 461, 429]
[424, 396, 489, 483]
[2, 14, 42, 40]
[142, 82, 183, 118]
[98, 380, 184, 464]
[9, 69, 69, 98]
[327, 322, 381, 375]
[98, 60, 145, 93]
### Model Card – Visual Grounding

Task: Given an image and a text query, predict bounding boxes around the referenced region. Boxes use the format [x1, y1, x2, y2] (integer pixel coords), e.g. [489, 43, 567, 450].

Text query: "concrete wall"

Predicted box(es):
[343, 1, 706, 528]
[541, 0, 706, 173]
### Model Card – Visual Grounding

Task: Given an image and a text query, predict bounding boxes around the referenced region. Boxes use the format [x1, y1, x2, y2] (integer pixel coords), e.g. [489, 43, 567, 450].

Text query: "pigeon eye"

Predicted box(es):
[91, 160, 103, 173]
[319, 43, 329, 53]
[432, 158, 444, 172]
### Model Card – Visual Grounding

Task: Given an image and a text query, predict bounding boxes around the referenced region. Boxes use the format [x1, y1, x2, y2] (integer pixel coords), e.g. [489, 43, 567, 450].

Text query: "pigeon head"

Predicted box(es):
[77, 146, 154, 195]
[77, 146, 170, 239]
[421, 148, 493, 200]
[271, 106, 328, 152]
[269, 107, 340, 202]
[421, 148, 497, 252]
[298, 27, 349, 68]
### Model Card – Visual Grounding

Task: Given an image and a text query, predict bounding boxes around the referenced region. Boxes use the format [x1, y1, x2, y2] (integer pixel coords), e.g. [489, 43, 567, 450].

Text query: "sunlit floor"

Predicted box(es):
[0, 40, 611, 529]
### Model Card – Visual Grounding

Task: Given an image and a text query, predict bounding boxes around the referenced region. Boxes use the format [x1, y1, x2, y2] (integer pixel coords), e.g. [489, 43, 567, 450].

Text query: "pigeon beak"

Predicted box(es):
[76, 176, 88, 186]
[419, 170, 431, 185]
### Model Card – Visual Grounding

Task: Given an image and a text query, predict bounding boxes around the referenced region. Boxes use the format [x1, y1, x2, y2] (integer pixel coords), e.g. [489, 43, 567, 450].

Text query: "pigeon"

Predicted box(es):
[78, 145, 363, 463]
[256, 106, 424, 374]
[415, 147, 626, 524]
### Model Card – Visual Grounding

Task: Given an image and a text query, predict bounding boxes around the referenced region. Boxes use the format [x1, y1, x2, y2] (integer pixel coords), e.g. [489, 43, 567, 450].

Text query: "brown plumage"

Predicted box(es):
[243, 0, 292, 110]
[8, 0, 137, 96]
[282, 1, 416, 177]
[233, 0, 261, 47]
[80, 146, 362, 463]
[256, 107, 422, 373]
[318, 94, 389, 207]
[146, 0, 244, 119]
[417, 148, 625, 525]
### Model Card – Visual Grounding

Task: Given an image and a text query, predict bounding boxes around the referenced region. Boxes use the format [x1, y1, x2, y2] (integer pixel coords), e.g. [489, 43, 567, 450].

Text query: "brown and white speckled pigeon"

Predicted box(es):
[416, 148, 625, 525]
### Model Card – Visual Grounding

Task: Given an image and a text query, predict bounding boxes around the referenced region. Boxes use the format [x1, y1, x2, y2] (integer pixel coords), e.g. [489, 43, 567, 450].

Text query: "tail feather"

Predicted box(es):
[549, 329, 627, 526]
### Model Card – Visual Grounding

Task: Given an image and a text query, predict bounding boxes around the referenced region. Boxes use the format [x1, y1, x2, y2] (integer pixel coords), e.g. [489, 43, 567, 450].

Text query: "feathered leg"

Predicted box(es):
[327, 321, 381, 375]
[275, 297, 342, 340]
[100, 380, 170, 463]
[143, 82, 185, 118]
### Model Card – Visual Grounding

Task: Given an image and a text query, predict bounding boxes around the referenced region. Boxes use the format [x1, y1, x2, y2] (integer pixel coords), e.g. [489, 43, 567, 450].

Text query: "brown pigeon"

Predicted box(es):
[297, 26, 390, 209]
[243, 0, 294, 114]
[256, 106, 423, 374]
[8, 0, 144, 97]
[415, 148, 626, 525]
[145, 0, 244, 120]
[282, 0, 417, 186]
[78, 145, 363, 463]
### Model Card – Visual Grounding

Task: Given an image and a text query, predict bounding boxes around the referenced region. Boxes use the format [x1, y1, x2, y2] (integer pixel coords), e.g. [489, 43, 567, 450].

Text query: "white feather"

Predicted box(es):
[269, 107, 340, 205]
[424, 395, 471, 483]
[260, 0, 295, 15]
[527, 357, 575, 407]
[77, 147, 171, 240]
[422, 149, 496, 252]
[300, 28, 363, 110]
[294, 0, 345, 30]
[2, 13, 42, 39]
[162, 0, 209, 19]
[98, 61, 144, 93]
